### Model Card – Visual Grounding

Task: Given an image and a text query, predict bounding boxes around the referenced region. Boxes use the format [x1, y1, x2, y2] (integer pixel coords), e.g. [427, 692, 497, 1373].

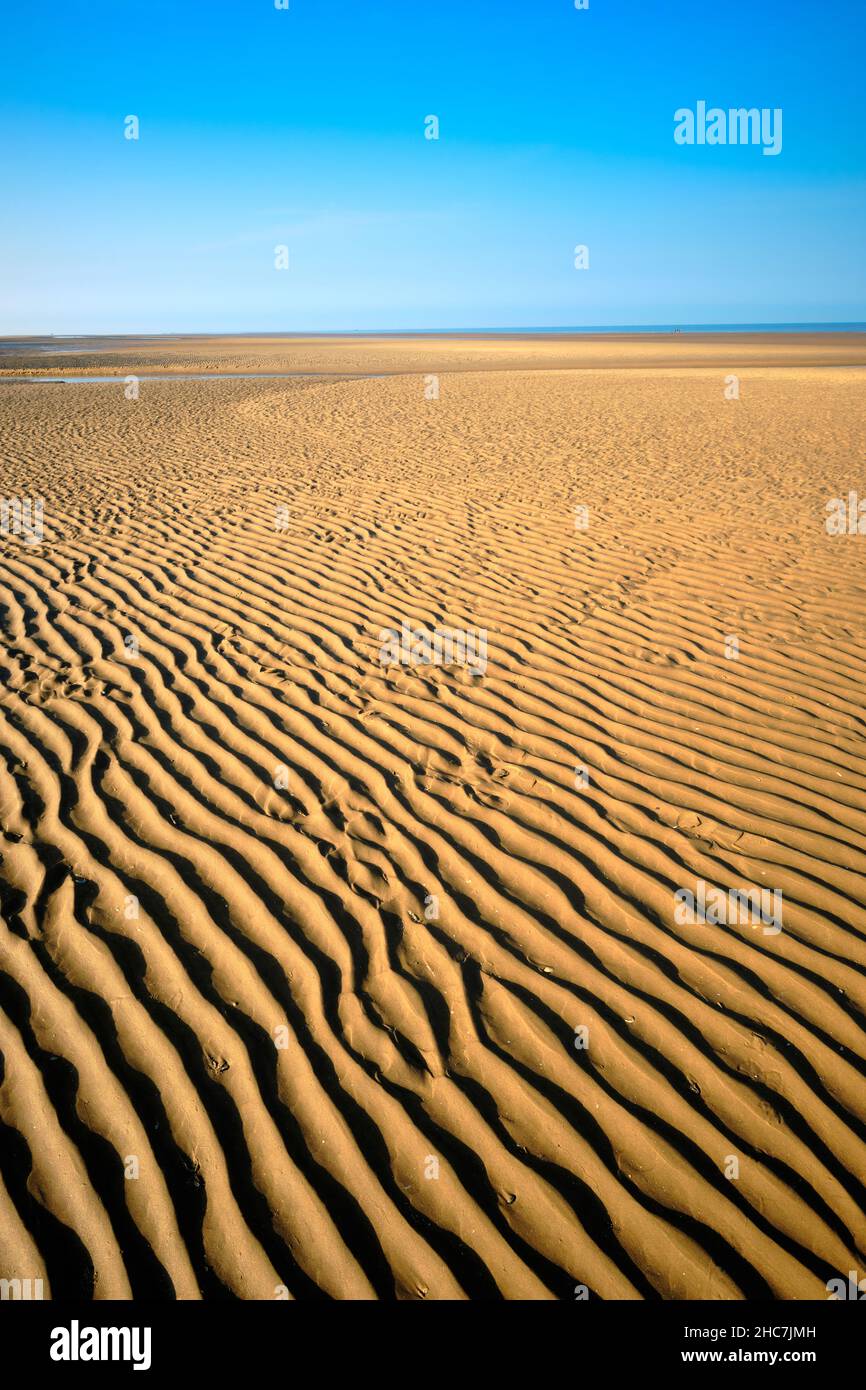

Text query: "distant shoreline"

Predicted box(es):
[2, 323, 866, 350]
[4, 331, 866, 377]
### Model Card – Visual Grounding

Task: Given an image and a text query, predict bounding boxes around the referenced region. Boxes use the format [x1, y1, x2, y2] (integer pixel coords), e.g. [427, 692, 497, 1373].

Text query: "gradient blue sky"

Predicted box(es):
[1, 0, 864, 331]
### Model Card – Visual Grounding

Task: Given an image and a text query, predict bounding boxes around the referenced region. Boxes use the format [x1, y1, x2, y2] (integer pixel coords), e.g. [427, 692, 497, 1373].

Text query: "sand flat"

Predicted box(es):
[3, 330, 866, 376]
[0, 338, 865, 1299]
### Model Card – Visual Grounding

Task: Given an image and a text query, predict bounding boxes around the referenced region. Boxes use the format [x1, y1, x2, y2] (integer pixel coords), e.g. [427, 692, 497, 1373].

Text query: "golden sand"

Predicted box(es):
[0, 336, 865, 1299]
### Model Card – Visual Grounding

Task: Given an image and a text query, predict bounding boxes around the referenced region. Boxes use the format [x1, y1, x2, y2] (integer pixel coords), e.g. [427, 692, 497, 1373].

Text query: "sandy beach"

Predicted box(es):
[1, 334, 865, 1300]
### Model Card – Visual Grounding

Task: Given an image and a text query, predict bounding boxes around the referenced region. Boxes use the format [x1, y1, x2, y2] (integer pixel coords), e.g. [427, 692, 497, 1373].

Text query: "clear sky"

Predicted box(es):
[1, 0, 864, 332]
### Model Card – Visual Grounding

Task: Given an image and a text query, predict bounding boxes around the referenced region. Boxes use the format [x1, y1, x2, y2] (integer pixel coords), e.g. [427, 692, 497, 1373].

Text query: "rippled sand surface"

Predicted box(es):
[1, 336, 865, 1299]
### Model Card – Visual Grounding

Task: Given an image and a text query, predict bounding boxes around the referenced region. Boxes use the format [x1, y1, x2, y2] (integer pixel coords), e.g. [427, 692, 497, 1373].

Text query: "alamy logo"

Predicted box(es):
[50, 1320, 152, 1371]
[0, 496, 43, 545]
[825, 492, 865, 536]
[0, 1277, 44, 1300]
[827, 1271, 866, 1300]
[674, 102, 782, 156]
[379, 620, 488, 675]
[674, 879, 783, 935]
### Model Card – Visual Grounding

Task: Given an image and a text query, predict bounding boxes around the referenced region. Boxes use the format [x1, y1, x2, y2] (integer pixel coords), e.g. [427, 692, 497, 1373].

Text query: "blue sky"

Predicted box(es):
[1, 0, 864, 331]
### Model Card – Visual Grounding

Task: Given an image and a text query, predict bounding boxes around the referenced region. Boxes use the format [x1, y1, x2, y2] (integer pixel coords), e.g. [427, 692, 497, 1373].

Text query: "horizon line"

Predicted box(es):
[4, 321, 866, 342]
